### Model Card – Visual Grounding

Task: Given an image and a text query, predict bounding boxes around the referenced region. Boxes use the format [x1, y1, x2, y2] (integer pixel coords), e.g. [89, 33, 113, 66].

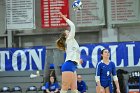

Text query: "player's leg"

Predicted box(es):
[60, 61, 77, 93]
[96, 86, 105, 93]
[71, 71, 79, 93]
[60, 72, 73, 93]
[105, 87, 110, 93]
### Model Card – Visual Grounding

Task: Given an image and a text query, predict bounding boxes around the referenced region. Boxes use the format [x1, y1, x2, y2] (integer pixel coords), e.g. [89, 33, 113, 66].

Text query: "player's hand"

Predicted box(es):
[59, 12, 67, 21]
[59, 12, 63, 17]
[79, 59, 83, 64]
[59, 12, 65, 18]
[116, 88, 120, 93]
[99, 86, 104, 93]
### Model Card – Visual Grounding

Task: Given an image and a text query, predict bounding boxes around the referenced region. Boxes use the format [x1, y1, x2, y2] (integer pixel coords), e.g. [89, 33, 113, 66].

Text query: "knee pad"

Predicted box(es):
[60, 89, 67, 93]
[71, 90, 79, 93]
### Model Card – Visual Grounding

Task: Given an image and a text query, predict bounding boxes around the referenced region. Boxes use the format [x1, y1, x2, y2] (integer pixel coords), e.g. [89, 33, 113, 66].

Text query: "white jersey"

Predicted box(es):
[65, 19, 80, 64]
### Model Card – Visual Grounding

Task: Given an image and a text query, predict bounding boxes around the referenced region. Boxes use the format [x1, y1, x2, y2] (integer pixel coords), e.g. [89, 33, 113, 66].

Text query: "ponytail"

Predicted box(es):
[100, 56, 103, 60]
[56, 32, 66, 51]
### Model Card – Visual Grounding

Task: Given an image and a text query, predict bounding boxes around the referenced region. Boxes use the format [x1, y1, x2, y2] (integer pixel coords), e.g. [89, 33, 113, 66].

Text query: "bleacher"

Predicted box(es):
[0, 66, 140, 93]
[56, 66, 140, 93]
[0, 71, 44, 93]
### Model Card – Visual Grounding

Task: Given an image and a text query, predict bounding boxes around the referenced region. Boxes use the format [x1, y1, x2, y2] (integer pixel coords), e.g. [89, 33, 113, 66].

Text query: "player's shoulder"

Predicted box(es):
[96, 60, 103, 66]
[97, 61, 102, 64]
[109, 60, 115, 65]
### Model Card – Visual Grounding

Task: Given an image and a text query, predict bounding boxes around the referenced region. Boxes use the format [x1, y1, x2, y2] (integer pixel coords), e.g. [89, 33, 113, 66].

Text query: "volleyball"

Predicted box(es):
[72, 0, 82, 11]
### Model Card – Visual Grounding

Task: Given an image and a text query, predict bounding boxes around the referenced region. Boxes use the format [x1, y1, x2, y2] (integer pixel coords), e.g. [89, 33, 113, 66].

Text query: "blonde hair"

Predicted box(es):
[56, 31, 66, 51]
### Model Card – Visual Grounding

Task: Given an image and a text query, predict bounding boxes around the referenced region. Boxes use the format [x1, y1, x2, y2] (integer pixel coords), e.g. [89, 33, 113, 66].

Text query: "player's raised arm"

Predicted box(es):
[59, 12, 68, 21]
[59, 12, 75, 38]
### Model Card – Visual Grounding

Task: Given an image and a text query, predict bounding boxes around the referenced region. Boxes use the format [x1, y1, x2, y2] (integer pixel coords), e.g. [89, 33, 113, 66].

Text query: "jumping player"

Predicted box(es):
[56, 12, 82, 93]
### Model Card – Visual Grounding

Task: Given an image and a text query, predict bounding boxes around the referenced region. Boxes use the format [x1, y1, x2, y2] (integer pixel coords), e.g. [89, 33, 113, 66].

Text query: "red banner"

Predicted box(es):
[41, 0, 69, 28]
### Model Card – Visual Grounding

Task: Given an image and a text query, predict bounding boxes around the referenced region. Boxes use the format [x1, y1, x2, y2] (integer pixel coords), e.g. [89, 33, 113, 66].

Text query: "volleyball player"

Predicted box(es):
[95, 49, 120, 93]
[56, 12, 82, 93]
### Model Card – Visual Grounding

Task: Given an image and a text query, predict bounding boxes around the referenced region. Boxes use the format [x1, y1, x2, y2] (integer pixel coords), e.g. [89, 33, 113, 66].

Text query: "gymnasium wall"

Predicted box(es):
[0, 0, 140, 93]
[0, 0, 140, 48]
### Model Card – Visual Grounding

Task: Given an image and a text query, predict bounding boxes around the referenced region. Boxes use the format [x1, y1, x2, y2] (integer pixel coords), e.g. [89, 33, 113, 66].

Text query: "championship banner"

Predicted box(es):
[78, 41, 140, 68]
[0, 46, 46, 71]
[107, 0, 140, 24]
[41, 0, 69, 28]
[6, 0, 35, 30]
[75, 0, 105, 27]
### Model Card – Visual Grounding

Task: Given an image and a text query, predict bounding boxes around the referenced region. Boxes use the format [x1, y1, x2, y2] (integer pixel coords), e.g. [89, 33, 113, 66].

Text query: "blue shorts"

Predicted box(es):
[100, 80, 113, 93]
[100, 80, 110, 88]
[61, 60, 77, 72]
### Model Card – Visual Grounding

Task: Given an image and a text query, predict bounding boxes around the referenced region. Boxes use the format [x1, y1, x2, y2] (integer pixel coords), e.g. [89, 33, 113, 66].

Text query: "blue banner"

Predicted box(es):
[0, 46, 46, 71]
[78, 41, 140, 68]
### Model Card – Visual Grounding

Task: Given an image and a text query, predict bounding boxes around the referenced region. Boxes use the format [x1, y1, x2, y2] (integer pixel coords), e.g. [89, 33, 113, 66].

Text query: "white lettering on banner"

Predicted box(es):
[137, 58, 140, 66]
[12, 50, 27, 71]
[109, 45, 118, 66]
[78, 47, 89, 68]
[79, 43, 140, 68]
[120, 59, 124, 67]
[126, 44, 135, 66]
[0, 51, 10, 71]
[118, 44, 135, 67]
[91, 46, 105, 67]
[78, 45, 105, 68]
[0, 48, 44, 71]
[28, 49, 43, 70]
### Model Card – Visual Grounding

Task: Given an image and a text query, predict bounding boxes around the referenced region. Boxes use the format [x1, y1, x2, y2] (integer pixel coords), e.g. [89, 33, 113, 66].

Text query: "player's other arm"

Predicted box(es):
[95, 62, 102, 88]
[112, 62, 120, 93]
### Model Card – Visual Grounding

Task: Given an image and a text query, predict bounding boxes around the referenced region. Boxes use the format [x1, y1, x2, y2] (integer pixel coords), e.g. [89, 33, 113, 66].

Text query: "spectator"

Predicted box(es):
[45, 76, 59, 93]
[77, 75, 87, 93]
